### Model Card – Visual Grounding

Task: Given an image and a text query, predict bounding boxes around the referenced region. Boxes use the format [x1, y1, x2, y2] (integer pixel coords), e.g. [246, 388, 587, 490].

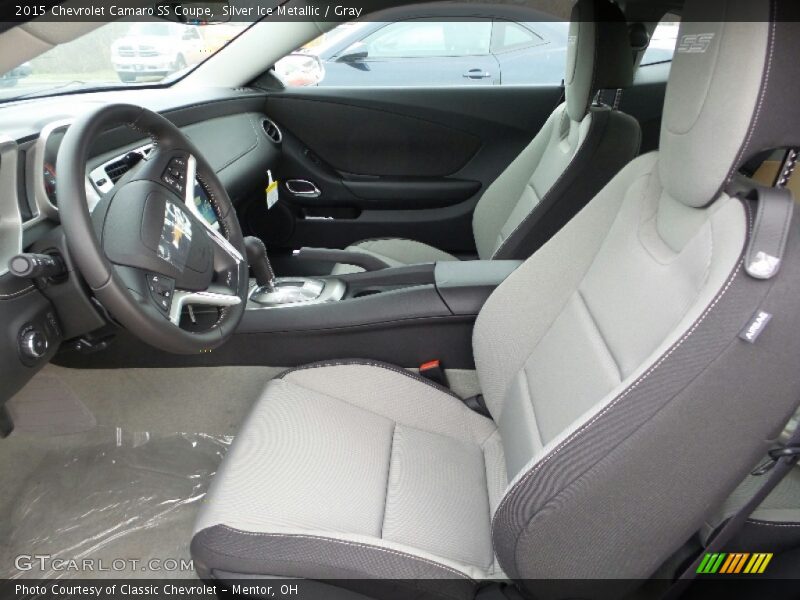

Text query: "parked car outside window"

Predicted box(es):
[275, 17, 568, 88]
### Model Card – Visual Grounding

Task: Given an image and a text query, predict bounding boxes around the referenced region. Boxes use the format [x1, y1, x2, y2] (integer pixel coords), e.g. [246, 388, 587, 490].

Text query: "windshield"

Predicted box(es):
[0, 20, 251, 102]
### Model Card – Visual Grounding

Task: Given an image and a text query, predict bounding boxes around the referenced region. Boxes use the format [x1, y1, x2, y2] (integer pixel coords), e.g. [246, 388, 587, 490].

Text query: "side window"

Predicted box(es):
[273, 17, 567, 88]
[361, 20, 491, 58]
[641, 14, 681, 66]
[491, 21, 544, 53]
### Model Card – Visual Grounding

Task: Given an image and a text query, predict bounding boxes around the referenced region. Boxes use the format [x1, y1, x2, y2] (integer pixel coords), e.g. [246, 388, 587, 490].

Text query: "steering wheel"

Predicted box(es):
[57, 104, 249, 354]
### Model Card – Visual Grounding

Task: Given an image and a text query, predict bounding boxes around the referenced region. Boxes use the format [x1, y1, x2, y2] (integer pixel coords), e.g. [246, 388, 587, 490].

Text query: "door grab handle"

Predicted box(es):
[463, 69, 491, 79]
[286, 179, 321, 198]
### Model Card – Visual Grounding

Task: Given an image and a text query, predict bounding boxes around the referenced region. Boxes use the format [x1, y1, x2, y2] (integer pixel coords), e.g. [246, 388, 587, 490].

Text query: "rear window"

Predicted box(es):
[491, 21, 544, 53]
[641, 14, 680, 66]
[362, 20, 492, 58]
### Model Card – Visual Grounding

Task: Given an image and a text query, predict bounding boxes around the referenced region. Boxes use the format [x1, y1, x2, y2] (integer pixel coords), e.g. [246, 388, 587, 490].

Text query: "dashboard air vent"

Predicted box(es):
[262, 117, 282, 144]
[105, 158, 131, 183]
[90, 144, 153, 194]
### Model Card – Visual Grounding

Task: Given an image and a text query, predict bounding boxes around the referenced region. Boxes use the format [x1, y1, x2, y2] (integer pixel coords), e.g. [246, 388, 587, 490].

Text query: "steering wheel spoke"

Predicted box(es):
[112, 264, 176, 318]
[169, 288, 242, 326]
[57, 103, 249, 354]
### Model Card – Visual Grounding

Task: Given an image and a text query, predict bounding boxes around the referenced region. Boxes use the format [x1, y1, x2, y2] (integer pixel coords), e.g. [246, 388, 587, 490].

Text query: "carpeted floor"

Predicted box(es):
[0, 365, 281, 580]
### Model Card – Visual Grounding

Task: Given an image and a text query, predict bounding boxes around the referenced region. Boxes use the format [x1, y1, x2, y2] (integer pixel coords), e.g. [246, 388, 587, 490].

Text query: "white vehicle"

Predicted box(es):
[111, 22, 206, 82]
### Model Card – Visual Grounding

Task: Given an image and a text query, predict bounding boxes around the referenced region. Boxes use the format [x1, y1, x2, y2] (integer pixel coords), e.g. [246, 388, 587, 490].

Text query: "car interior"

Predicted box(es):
[0, 0, 799, 598]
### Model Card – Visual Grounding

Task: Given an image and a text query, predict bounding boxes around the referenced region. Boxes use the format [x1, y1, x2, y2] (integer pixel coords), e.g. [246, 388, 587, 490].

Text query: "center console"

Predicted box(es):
[55, 255, 521, 370]
[233, 259, 521, 368]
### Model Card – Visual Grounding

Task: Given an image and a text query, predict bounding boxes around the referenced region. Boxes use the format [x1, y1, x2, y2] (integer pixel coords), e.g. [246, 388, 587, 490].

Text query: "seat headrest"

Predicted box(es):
[659, 0, 800, 208]
[565, 0, 634, 122]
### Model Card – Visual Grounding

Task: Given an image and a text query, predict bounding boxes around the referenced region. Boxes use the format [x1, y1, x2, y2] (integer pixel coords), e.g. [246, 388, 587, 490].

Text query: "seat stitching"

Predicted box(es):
[212, 525, 475, 581]
[746, 519, 800, 528]
[504, 260, 744, 570]
[493, 202, 750, 531]
[493, 200, 753, 577]
[486, 164, 654, 418]
[277, 360, 464, 401]
[277, 377, 487, 447]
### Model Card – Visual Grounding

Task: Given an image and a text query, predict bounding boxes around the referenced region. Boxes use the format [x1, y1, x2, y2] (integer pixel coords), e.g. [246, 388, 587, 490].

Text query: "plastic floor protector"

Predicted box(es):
[6, 373, 96, 436]
[1, 427, 231, 580]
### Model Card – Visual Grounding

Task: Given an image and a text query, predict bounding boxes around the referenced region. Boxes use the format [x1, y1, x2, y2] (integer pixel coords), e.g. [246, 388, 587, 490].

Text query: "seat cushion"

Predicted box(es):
[192, 361, 506, 587]
[331, 239, 459, 275]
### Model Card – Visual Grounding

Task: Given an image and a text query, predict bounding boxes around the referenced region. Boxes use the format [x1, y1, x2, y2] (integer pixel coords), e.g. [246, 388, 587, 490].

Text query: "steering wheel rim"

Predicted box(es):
[57, 103, 249, 354]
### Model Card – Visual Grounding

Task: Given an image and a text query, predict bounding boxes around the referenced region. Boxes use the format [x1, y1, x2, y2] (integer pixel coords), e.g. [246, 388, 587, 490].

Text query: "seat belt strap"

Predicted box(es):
[665, 182, 799, 598]
[743, 186, 794, 280]
[665, 420, 800, 599]
[463, 394, 491, 419]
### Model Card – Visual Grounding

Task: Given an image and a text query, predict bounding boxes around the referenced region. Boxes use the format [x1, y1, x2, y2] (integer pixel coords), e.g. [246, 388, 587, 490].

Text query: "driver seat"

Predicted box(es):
[192, 1, 800, 597]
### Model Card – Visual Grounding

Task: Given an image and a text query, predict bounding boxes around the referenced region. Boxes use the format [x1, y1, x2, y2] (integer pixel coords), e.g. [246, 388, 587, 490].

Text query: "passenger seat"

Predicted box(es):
[333, 0, 641, 274]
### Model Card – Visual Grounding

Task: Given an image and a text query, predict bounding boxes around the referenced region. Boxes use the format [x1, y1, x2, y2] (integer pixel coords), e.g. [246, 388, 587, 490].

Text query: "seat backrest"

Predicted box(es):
[473, 0, 800, 588]
[472, 0, 640, 261]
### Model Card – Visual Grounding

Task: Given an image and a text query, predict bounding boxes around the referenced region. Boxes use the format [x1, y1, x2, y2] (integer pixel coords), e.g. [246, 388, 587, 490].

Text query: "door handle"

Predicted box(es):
[463, 69, 492, 79]
[286, 179, 321, 198]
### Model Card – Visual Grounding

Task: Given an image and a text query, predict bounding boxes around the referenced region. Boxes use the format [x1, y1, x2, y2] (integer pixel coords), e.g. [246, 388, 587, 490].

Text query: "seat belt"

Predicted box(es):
[665, 422, 800, 599]
[665, 181, 799, 598]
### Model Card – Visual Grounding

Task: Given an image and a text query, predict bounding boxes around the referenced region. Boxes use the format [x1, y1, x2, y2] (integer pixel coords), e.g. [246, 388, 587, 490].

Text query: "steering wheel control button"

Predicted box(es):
[147, 273, 175, 314]
[8, 253, 66, 280]
[163, 157, 188, 196]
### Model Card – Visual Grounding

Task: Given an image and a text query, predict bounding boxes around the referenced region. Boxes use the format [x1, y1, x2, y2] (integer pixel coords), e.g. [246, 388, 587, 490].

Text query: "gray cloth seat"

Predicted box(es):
[332, 0, 640, 275]
[332, 238, 459, 273]
[193, 1, 800, 597]
[192, 362, 507, 584]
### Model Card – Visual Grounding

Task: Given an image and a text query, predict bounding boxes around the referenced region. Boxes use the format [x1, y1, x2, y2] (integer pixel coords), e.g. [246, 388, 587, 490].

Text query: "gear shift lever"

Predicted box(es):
[244, 236, 276, 292]
[243, 236, 344, 307]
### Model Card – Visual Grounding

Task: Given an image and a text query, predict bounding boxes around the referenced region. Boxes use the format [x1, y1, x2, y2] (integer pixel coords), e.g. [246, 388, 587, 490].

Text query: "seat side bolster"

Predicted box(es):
[492, 108, 641, 261]
[492, 205, 800, 583]
[191, 526, 477, 600]
[472, 107, 560, 261]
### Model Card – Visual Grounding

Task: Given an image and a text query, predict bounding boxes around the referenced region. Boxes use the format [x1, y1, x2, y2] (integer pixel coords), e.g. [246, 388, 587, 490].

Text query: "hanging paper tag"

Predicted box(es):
[266, 170, 279, 210]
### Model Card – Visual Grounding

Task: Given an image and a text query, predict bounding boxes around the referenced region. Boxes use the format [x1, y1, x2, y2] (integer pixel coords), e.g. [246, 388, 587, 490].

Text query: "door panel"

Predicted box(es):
[267, 96, 482, 176]
[257, 85, 563, 255]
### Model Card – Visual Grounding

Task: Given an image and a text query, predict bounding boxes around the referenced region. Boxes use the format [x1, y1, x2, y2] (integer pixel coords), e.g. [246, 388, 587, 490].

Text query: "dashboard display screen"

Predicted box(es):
[192, 181, 219, 229]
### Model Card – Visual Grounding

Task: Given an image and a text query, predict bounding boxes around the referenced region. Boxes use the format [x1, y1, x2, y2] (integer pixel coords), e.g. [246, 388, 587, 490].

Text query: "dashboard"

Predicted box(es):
[29, 121, 224, 230]
[0, 87, 282, 405]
